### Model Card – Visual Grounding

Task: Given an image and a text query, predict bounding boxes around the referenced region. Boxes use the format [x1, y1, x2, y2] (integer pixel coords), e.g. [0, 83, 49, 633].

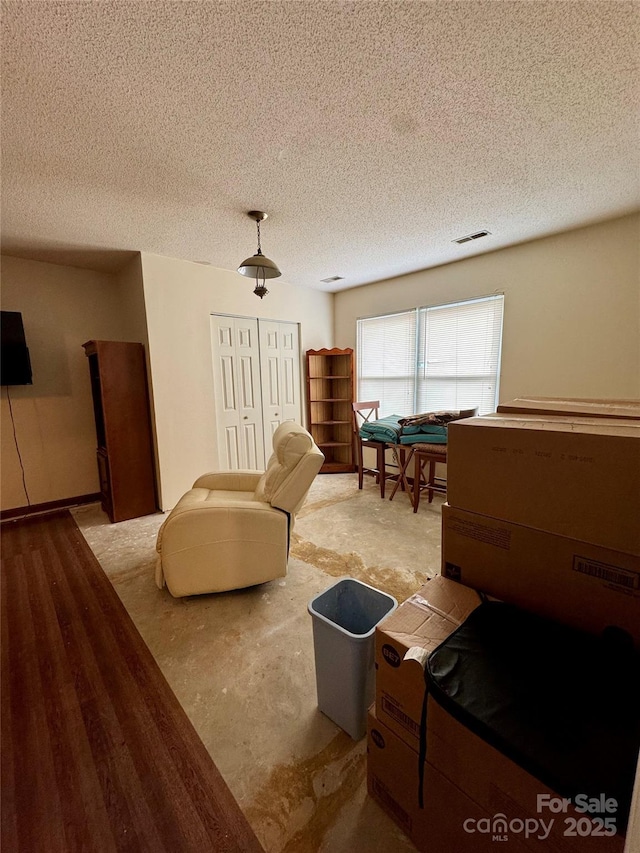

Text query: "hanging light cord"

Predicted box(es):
[253, 217, 268, 296]
[6, 386, 30, 505]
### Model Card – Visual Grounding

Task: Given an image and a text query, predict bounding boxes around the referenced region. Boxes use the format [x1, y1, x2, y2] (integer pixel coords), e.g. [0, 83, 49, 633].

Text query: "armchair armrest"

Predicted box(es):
[157, 501, 288, 597]
[192, 470, 263, 491]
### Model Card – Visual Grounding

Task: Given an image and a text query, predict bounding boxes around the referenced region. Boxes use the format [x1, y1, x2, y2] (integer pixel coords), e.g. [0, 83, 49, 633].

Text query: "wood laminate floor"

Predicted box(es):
[1, 510, 263, 853]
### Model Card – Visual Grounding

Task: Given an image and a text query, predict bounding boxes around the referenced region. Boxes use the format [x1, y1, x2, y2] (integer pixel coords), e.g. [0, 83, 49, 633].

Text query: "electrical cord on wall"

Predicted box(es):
[6, 386, 31, 505]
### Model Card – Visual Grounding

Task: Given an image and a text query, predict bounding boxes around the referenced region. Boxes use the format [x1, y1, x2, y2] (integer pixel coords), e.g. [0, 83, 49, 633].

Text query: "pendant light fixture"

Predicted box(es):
[237, 210, 281, 298]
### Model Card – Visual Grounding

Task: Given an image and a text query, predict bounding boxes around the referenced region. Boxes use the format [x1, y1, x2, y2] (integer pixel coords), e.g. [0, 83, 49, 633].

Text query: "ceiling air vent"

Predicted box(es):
[320, 275, 344, 284]
[453, 230, 491, 245]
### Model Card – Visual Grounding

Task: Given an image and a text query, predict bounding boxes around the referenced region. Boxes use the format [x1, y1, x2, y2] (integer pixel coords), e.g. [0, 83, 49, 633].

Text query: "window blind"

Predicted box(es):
[417, 295, 504, 415]
[357, 295, 503, 417]
[357, 310, 417, 417]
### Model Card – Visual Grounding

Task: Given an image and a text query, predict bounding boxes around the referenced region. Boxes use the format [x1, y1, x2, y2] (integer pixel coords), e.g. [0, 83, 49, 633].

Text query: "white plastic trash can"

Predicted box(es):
[308, 577, 398, 739]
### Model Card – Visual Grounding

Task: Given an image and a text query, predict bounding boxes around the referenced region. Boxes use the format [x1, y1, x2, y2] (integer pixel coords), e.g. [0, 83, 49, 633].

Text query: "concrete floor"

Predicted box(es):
[74, 473, 445, 853]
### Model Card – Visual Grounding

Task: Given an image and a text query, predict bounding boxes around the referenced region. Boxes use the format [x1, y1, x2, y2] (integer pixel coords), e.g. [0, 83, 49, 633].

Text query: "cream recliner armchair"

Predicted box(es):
[155, 421, 324, 597]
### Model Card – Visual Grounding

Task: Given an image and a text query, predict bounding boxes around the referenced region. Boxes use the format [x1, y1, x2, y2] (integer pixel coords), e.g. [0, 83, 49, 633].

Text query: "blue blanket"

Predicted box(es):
[359, 414, 403, 443]
[400, 424, 448, 437]
[360, 415, 448, 444]
[399, 430, 447, 445]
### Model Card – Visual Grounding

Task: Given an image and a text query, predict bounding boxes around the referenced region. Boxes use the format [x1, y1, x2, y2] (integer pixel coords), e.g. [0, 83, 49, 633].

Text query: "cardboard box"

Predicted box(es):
[367, 707, 525, 853]
[367, 700, 604, 853]
[446, 414, 640, 554]
[497, 397, 640, 421]
[375, 576, 482, 751]
[426, 696, 625, 853]
[441, 504, 640, 647]
[420, 761, 534, 853]
[367, 706, 423, 839]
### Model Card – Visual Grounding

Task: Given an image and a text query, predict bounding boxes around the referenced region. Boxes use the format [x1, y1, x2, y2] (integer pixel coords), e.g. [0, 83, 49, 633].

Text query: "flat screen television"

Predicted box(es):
[1, 311, 33, 385]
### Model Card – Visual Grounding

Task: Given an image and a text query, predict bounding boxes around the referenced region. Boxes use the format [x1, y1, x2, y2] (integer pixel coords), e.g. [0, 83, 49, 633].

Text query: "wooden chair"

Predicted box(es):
[352, 401, 395, 498]
[389, 408, 478, 512]
[410, 443, 449, 511]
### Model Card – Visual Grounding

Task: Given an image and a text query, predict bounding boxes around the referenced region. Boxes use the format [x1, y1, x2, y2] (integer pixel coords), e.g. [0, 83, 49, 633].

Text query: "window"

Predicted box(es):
[357, 295, 504, 416]
[357, 310, 417, 416]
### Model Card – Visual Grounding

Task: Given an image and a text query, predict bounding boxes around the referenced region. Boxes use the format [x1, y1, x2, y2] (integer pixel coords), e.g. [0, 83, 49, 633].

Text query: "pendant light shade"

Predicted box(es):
[237, 251, 281, 279]
[237, 211, 282, 298]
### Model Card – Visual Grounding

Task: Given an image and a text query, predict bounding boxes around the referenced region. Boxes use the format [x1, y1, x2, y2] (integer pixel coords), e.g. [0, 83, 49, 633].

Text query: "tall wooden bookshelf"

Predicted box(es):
[83, 340, 157, 522]
[305, 348, 354, 473]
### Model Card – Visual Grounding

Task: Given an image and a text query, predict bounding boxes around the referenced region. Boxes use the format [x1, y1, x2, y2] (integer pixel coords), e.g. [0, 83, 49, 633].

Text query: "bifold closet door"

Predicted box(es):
[210, 316, 265, 470]
[258, 320, 302, 448]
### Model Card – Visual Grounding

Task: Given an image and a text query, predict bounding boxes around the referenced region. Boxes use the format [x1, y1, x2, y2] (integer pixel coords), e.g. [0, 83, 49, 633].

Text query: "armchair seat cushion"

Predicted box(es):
[169, 487, 257, 509]
[207, 490, 256, 502]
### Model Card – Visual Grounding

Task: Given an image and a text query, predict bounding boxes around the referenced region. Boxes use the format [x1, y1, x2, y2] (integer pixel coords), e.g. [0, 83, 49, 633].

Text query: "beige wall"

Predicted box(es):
[115, 253, 149, 345]
[140, 253, 334, 510]
[4, 214, 637, 513]
[335, 214, 640, 402]
[0, 255, 141, 510]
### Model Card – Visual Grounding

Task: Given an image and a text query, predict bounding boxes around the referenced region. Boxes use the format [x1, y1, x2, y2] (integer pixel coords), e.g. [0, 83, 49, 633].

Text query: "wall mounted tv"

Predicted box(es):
[1, 311, 33, 386]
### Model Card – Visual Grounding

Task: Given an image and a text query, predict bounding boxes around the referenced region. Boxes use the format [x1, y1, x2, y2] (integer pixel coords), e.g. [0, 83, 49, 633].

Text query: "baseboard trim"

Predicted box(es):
[1, 493, 101, 522]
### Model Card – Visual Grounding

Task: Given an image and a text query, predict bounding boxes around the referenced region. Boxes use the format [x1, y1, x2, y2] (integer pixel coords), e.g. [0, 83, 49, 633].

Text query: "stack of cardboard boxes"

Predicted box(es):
[368, 575, 485, 850]
[444, 398, 640, 640]
[368, 398, 640, 852]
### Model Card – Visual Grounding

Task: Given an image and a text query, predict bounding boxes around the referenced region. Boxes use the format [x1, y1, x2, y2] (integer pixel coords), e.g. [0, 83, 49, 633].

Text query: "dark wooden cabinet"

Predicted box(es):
[83, 340, 157, 522]
[305, 348, 355, 473]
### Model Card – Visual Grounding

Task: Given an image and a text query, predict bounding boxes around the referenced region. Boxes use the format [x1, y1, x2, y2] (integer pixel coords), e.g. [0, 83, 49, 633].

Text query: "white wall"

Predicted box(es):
[140, 253, 334, 509]
[0, 255, 139, 510]
[335, 214, 640, 402]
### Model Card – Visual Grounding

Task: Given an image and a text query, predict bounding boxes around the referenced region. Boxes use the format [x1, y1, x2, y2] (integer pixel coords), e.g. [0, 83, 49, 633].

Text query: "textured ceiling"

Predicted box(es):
[1, 1, 638, 290]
